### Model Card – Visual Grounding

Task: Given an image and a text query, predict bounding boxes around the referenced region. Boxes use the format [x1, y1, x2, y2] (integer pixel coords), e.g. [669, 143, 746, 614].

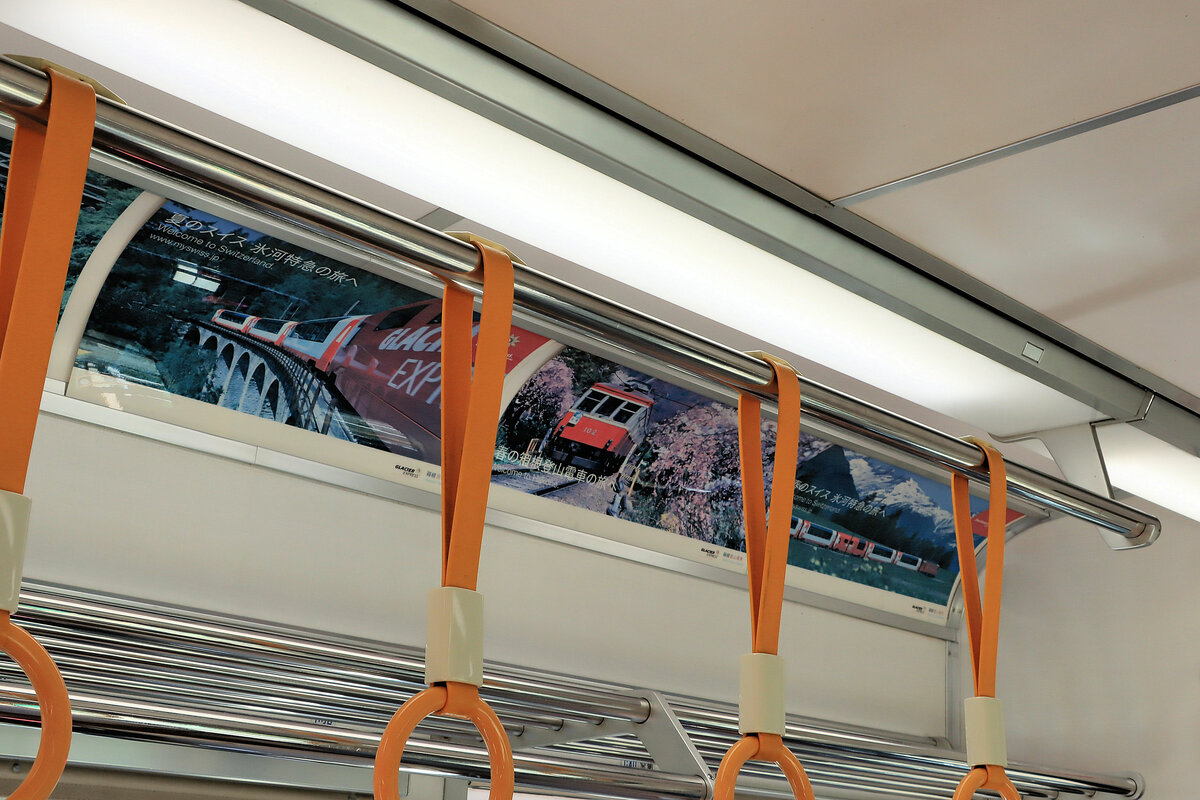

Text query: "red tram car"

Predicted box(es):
[544, 382, 654, 475]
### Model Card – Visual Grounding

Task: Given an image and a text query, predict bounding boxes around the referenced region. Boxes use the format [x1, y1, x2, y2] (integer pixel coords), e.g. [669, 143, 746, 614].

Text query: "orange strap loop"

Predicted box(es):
[0, 68, 96, 494]
[437, 243, 515, 591]
[0, 612, 72, 800]
[950, 438, 1020, 800]
[715, 733, 812, 800]
[0, 67, 96, 800]
[714, 354, 813, 800]
[737, 355, 802, 657]
[374, 683, 513, 800]
[374, 243, 515, 800]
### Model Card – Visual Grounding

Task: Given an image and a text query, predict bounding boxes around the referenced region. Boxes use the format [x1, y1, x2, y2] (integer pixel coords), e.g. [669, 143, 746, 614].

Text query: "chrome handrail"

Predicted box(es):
[0, 57, 1159, 546]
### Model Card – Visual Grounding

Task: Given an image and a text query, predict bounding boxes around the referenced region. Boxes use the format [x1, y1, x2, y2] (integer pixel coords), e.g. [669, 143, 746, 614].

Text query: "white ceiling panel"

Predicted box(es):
[449, 0, 1200, 199]
[851, 97, 1200, 399]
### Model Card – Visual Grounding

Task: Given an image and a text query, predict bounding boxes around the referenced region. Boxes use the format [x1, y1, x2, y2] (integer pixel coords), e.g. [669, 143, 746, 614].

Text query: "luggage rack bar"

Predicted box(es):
[0, 584, 1140, 800]
[0, 57, 1159, 547]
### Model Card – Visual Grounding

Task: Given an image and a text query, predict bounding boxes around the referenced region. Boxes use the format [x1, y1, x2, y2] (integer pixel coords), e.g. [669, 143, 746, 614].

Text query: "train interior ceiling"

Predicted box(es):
[0, 0, 1197, 798]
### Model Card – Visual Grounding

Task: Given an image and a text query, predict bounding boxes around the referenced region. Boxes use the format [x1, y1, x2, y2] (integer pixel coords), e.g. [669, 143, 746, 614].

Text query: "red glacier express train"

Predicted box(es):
[211, 309, 260, 333]
[280, 315, 370, 372]
[324, 299, 552, 461]
[210, 299, 553, 462]
[790, 517, 940, 578]
[246, 317, 299, 346]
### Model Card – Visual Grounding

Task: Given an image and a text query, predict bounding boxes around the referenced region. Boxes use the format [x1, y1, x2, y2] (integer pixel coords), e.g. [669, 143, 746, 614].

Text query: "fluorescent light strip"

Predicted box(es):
[2, 0, 1099, 436]
[1097, 424, 1200, 524]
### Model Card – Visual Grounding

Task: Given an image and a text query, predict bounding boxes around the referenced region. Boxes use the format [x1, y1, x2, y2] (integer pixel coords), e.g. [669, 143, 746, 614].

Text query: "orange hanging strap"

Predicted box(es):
[374, 242, 515, 800]
[439, 244, 514, 590]
[713, 353, 813, 800]
[950, 438, 1020, 800]
[737, 355, 801, 657]
[0, 66, 96, 800]
[0, 68, 96, 494]
[0, 612, 72, 800]
[438, 280, 471, 585]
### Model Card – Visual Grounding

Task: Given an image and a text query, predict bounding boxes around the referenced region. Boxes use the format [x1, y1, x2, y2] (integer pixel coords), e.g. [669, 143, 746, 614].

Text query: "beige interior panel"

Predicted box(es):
[852, 96, 1200, 397]
[452, 0, 1200, 198]
[994, 502, 1200, 795]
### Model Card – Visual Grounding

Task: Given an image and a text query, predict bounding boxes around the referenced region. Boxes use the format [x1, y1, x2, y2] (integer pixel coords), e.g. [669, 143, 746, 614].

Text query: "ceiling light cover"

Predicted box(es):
[1, 0, 1102, 437]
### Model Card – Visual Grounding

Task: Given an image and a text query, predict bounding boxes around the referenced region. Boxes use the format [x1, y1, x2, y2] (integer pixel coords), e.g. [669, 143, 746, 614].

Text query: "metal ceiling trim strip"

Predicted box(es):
[815, 202, 1200, 419]
[833, 81, 1200, 206]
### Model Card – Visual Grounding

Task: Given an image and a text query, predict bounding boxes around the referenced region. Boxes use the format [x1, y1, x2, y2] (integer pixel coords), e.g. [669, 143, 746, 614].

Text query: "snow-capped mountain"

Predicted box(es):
[847, 455, 955, 547]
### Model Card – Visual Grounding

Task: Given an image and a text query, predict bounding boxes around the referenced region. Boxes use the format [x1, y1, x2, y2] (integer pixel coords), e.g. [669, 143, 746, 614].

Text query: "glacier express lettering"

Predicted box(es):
[379, 325, 442, 352]
[324, 299, 551, 462]
[387, 358, 442, 403]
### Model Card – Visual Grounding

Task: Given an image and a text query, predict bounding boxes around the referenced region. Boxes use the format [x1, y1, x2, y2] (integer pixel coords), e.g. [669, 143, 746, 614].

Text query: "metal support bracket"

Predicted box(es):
[511, 691, 714, 799]
[998, 421, 1135, 550]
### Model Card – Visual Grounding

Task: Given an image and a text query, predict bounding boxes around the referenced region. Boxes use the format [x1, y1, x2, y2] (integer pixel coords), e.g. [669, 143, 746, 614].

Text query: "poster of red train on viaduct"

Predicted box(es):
[1, 138, 1017, 619]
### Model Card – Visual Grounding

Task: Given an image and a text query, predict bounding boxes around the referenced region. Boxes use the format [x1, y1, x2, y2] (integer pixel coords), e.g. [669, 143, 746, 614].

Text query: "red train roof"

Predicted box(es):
[592, 382, 653, 405]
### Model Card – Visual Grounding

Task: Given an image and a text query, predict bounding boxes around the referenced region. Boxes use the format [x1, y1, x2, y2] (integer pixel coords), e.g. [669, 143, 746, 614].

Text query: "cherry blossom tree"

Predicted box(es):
[625, 402, 784, 549]
[499, 357, 575, 452]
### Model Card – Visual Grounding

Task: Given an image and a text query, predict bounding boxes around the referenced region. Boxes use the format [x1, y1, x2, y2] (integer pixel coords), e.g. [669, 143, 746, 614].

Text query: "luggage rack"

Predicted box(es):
[0, 583, 1140, 800]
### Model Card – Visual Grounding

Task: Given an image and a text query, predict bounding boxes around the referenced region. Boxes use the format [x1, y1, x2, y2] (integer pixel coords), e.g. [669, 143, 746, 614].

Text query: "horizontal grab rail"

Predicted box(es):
[0, 58, 1159, 545]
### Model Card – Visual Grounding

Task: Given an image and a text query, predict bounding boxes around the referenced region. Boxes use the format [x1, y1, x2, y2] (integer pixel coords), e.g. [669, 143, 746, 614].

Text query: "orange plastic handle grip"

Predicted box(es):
[953, 764, 1021, 800]
[0, 614, 71, 800]
[374, 682, 514, 800]
[713, 733, 813, 800]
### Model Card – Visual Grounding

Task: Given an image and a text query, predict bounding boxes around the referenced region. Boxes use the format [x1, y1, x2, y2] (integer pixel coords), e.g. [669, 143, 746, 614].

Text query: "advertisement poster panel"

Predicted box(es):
[0, 142, 1005, 618]
[73, 197, 553, 464]
[493, 350, 986, 606]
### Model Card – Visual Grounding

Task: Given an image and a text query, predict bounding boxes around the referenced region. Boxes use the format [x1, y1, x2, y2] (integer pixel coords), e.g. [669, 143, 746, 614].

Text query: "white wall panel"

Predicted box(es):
[23, 411, 947, 737]
[964, 508, 1200, 795]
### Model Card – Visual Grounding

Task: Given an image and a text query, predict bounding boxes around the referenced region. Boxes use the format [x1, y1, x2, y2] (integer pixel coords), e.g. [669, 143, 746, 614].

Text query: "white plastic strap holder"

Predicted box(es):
[425, 586, 484, 687]
[0, 489, 31, 614]
[963, 695, 1008, 768]
[738, 652, 786, 736]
